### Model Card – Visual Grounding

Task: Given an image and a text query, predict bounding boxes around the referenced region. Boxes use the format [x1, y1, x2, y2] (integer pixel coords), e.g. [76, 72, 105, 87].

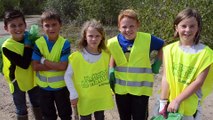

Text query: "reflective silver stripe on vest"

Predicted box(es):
[115, 78, 153, 87]
[36, 72, 64, 82]
[115, 67, 152, 73]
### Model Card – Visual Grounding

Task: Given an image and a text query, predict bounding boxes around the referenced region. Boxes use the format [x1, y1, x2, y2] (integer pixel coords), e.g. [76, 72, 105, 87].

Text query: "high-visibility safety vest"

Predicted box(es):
[2, 38, 35, 93]
[107, 32, 154, 96]
[163, 41, 213, 116]
[35, 36, 66, 88]
[69, 50, 114, 116]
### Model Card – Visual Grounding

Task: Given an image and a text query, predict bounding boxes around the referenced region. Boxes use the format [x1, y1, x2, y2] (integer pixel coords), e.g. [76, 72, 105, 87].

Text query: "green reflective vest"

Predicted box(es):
[35, 36, 66, 88]
[69, 50, 114, 115]
[107, 32, 154, 96]
[164, 41, 213, 116]
[2, 38, 35, 93]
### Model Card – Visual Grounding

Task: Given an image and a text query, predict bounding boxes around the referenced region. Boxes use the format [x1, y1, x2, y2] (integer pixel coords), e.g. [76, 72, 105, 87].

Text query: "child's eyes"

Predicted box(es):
[10, 23, 24, 28]
[181, 25, 195, 28]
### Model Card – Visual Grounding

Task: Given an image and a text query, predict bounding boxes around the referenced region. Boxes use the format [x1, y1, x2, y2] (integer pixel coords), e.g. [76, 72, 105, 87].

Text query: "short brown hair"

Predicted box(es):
[118, 9, 140, 26]
[40, 10, 62, 25]
[4, 9, 26, 27]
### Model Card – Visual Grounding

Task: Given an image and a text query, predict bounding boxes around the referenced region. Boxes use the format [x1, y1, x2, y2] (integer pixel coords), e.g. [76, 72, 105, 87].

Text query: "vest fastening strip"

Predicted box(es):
[115, 78, 153, 87]
[36, 72, 64, 82]
[115, 67, 152, 73]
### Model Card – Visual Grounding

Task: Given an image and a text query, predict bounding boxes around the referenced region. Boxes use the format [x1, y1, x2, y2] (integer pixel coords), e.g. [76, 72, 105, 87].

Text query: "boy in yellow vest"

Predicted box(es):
[32, 10, 72, 120]
[107, 9, 164, 120]
[159, 8, 213, 120]
[2, 9, 42, 120]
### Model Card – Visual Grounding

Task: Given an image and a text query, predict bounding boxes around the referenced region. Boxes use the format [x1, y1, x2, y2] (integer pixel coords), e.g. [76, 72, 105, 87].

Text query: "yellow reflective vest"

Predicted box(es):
[107, 32, 154, 96]
[35, 36, 66, 88]
[69, 50, 114, 116]
[163, 41, 213, 116]
[2, 38, 35, 93]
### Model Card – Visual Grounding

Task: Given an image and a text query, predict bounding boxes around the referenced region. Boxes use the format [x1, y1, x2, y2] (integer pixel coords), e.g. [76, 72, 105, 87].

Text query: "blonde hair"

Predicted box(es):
[174, 8, 202, 44]
[118, 9, 140, 26]
[78, 19, 107, 51]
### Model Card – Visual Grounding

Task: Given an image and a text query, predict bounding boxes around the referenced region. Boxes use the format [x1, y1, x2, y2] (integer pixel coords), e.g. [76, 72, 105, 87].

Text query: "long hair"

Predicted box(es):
[78, 19, 106, 51]
[174, 8, 202, 44]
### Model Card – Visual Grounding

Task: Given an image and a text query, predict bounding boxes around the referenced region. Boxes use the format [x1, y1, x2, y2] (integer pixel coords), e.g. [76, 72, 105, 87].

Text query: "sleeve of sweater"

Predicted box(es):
[64, 64, 78, 100]
[2, 47, 33, 69]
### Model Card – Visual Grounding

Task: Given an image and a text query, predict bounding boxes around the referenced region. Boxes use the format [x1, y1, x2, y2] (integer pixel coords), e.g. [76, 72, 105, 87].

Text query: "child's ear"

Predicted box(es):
[4, 25, 8, 31]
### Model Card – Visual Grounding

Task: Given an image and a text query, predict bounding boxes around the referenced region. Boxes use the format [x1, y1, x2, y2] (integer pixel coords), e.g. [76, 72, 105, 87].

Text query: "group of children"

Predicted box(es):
[1, 7, 212, 120]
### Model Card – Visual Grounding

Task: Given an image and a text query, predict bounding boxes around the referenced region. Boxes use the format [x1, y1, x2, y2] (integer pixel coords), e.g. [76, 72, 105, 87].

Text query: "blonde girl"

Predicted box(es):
[64, 19, 114, 120]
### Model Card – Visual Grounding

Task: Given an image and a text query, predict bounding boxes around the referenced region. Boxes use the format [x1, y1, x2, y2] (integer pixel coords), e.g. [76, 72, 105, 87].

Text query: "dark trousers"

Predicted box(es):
[115, 93, 149, 120]
[80, 111, 104, 120]
[12, 81, 40, 115]
[40, 87, 72, 120]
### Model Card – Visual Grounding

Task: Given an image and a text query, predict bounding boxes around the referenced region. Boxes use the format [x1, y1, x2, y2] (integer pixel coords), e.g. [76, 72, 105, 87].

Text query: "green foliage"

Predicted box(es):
[0, 0, 212, 48]
[43, 0, 79, 23]
[0, 0, 43, 17]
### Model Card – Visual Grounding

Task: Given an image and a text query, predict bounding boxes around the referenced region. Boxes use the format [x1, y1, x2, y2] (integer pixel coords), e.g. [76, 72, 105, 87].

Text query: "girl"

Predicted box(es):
[159, 8, 213, 120]
[64, 19, 114, 120]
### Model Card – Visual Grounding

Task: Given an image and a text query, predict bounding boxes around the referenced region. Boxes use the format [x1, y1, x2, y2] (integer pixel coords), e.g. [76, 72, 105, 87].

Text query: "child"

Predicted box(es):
[32, 10, 72, 120]
[64, 19, 114, 120]
[2, 9, 42, 120]
[107, 9, 164, 120]
[159, 8, 213, 120]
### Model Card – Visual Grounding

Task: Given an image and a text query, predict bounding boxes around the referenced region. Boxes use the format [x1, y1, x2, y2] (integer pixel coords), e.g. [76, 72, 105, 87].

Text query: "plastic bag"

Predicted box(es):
[28, 24, 40, 45]
[151, 113, 183, 120]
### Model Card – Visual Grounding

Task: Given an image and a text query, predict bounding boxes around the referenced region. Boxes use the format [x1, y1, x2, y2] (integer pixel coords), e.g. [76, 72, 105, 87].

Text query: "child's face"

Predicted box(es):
[4, 17, 26, 41]
[175, 17, 198, 44]
[85, 27, 102, 52]
[118, 17, 139, 40]
[42, 19, 61, 41]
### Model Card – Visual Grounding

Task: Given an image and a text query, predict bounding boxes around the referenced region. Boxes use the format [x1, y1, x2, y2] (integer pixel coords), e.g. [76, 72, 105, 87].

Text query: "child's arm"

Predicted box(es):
[42, 40, 70, 71]
[151, 35, 164, 74]
[64, 64, 78, 107]
[160, 60, 170, 99]
[42, 59, 68, 71]
[159, 58, 170, 118]
[167, 66, 210, 113]
[2, 47, 32, 69]
[32, 60, 52, 71]
[109, 56, 116, 91]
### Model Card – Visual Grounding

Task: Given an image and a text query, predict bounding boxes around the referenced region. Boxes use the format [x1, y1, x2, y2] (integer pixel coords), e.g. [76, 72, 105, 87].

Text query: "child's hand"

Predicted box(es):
[109, 67, 115, 91]
[24, 31, 32, 46]
[71, 98, 78, 107]
[167, 99, 180, 113]
[159, 99, 168, 118]
[152, 58, 162, 74]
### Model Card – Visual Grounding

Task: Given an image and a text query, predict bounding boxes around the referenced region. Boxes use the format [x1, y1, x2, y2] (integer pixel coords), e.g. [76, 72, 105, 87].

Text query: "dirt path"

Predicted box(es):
[0, 16, 212, 120]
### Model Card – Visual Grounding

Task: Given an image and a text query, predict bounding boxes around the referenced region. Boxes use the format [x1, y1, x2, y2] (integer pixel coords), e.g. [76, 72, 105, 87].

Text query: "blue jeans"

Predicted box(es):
[12, 81, 40, 115]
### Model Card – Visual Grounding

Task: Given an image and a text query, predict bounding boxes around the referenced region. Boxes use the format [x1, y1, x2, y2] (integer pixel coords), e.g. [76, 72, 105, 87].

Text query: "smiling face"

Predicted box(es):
[42, 19, 61, 41]
[4, 17, 26, 41]
[85, 27, 102, 53]
[175, 17, 198, 45]
[118, 17, 139, 40]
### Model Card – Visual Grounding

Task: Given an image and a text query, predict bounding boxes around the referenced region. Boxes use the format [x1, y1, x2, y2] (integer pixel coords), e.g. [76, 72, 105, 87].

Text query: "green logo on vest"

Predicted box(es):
[81, 69, 108, 88]
[172, 63, 196, 85]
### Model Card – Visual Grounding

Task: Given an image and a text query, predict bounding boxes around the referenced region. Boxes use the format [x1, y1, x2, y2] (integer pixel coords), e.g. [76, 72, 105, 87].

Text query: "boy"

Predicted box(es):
[2, 9, 42, 120]
[107, 9, 164, 120]
[32, 10, 72, 120]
